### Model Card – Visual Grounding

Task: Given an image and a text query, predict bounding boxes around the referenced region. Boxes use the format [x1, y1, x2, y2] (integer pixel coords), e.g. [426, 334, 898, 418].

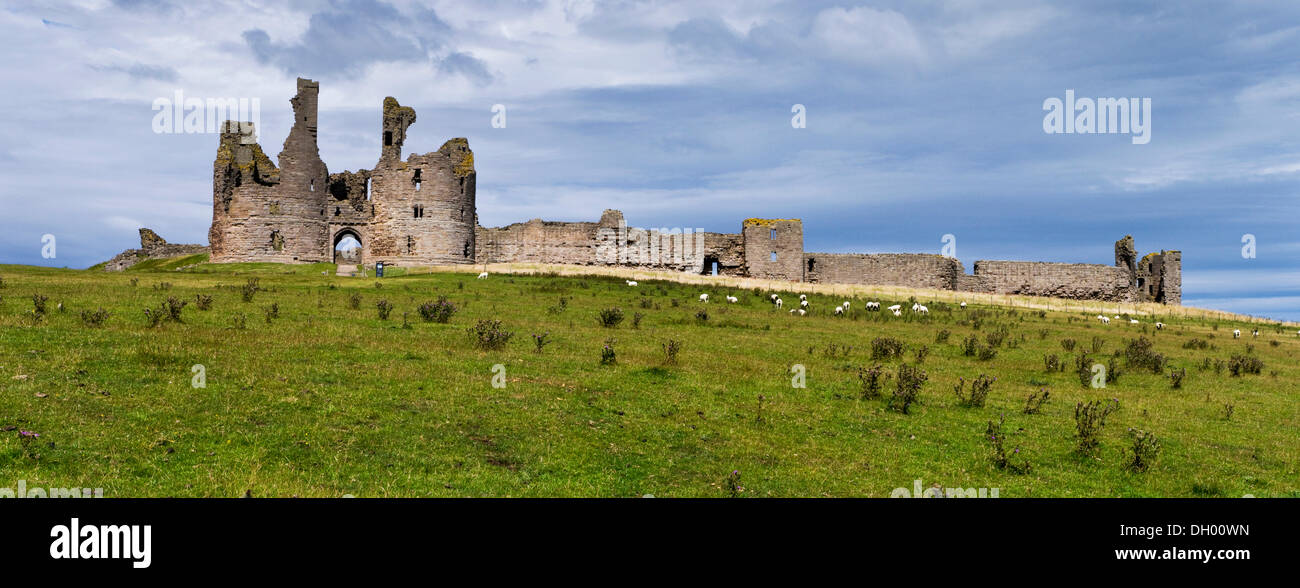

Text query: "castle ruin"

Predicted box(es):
[204, 78, 1180, 305]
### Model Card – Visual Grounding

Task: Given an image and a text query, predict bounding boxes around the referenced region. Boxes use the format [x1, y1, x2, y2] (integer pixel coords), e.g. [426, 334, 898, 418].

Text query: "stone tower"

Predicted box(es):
[209, 78, 330, 263]
[742, 218, 804, 281]
[365, 97, 477, 266]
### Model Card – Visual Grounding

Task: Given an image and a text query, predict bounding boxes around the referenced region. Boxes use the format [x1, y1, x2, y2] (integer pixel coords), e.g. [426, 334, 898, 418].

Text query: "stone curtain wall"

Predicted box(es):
[969, 261, 1135, 301]
[743, 219, 804, 281]
[805, 253, 964, 290]
[475, 209, 728, 274]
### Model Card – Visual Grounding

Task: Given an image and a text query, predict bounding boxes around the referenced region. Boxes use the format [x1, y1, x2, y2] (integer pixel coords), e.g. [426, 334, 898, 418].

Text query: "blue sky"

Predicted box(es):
[1, 1, 1297, 320]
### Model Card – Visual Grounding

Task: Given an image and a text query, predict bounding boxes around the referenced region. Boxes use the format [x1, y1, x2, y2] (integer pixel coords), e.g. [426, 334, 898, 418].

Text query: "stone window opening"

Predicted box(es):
[807, 258, 816, 273]
[334, 206, 341, 216]
[770, 228, 777, 240]
[384, 131, 392, 146]
[365, 177, 372, 200]
[413, 205, 425, 218]
[463, 240, 471, 258]
[406, 235, 415, 254]
[270, 230, 285, 252]
[413, 169, 422, 191]
[770, 251, 778, 262]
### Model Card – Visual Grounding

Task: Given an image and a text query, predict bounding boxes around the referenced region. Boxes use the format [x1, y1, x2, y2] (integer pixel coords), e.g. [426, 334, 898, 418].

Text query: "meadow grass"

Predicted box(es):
[0, 262, 1296, 497]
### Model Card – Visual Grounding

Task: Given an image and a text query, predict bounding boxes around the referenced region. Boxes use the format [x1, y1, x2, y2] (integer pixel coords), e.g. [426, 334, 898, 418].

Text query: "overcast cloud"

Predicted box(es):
[1, 0, 1297, 320]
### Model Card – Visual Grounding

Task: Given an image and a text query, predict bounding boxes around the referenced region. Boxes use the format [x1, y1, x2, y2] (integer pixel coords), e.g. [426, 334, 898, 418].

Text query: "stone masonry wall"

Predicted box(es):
[969, 260, 1135, 301]
[805, 253, 963, 290]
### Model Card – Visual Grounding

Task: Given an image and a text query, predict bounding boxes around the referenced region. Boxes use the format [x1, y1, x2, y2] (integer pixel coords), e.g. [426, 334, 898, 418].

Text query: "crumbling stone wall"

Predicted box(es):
[743, 219, 804, 281]
[475, 209, 719, 273]
[102, 228, 207, 271]
[805, 253, 963, 290]
[969, 260, 1134, 301]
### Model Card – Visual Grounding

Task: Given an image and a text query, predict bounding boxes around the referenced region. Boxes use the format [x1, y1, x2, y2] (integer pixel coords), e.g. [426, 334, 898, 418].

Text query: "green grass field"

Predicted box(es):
[0, 262, 1296, 497]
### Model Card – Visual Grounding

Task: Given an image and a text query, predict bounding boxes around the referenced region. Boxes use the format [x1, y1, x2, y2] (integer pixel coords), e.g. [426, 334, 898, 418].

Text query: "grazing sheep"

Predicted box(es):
[916, 305, 928, 314]
[626, 280, 638, 286]
[800, 299, 809, 308]
[866, 301, 880, 311]
[1252, 329, 1259, 337]
[775, 298, 783, 309]
[477, 272, 489, 279]
[1233, 329, 1241, 339]
[959, 301, 967, 309]
[1100, 317, 1110, 325]
[726, 295, 738, 303]
[770, 294, 779, 302]
[798, 309, 806, 316]
[699, 293, 709, 302]
[834, 306, 844, 315]
[841, 301, 850, 311]
[911, 303, 920, 312]
[892, 309, 903, 317]
[799, 294, 807, 301]
[1130, 319, 1139, 325]
[887, 304, 902, 312]
[1113, 315, 1121, 320]
[1155, 322, 1164, 330]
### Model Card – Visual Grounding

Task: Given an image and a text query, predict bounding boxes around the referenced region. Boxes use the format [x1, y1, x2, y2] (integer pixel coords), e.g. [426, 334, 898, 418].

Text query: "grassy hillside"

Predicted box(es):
[0, 263, 1296, 497]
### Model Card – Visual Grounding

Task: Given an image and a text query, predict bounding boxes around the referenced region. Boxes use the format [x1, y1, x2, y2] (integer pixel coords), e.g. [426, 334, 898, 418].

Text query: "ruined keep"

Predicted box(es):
[209, 78, 476, 267]
[204, 79, 1181, 305]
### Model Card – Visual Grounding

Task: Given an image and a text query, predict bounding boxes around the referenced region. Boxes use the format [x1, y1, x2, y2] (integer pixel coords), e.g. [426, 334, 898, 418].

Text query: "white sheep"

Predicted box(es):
[892, 309, 902, 317]
[477, 271, 489, 279]
[699, 293, 709, 302]
[626, 280, 638, 287]
[799, 294, 807, 301]
[1130, 319, 1139, 325]
[770, 294, 779, 302]
[841, 301, 850, 311]
[916, 305, 928, 314]
[1252, 329, 1259, 337]
[798, 309, 806, 316]
[1233, 329, 1241, 339]
[1101, 316, 1110, 324]
[911, 303, 920, 312]
[887, 304, 902, 312]
[800, 299, 809, 308]
[1155, 322, 1164, 330]
[959, 301, 967, 309]
[866, 301, 880, 311]
[834, 306, 844, 315]
[726, 295, 738, 303]
[775, 298, 783, 309]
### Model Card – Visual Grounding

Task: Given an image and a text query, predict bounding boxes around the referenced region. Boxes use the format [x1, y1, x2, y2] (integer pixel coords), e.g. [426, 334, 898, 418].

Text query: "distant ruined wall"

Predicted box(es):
[968, 261, 1135, 301]
[103, 229, 207, 271]
[476, 209, 719, 273]
[805, 253, 963, 290]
